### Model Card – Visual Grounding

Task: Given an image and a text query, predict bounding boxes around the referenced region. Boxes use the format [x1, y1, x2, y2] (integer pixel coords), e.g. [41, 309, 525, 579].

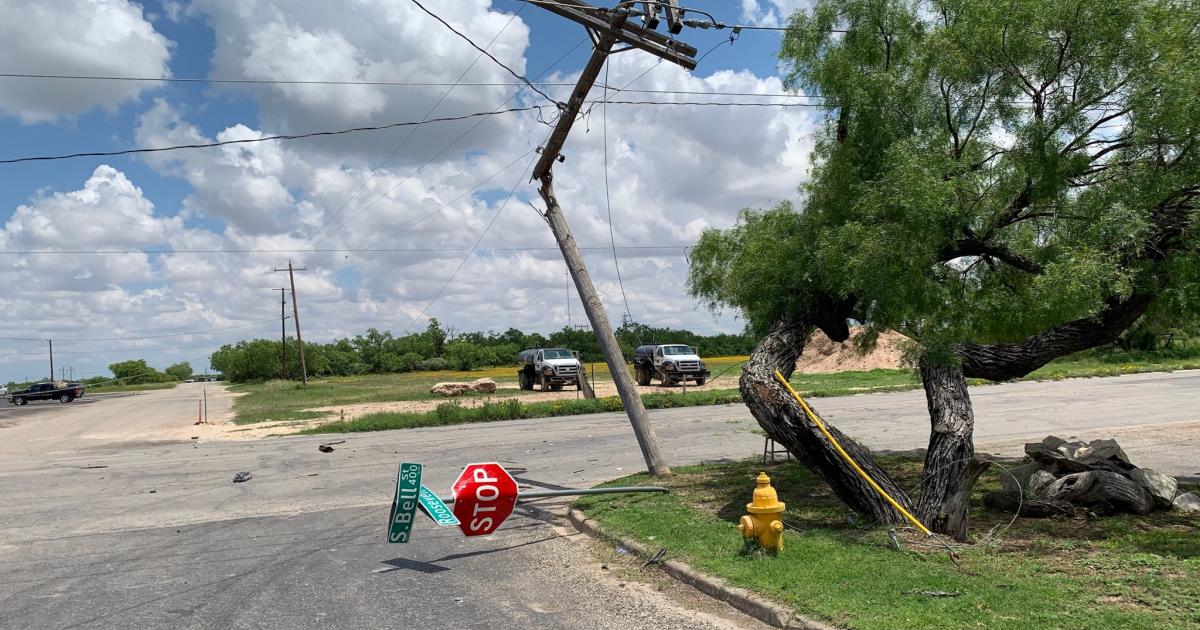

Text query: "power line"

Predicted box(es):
[0, 106, 543, 165]
[0, 72, 826, 99]
[602, 62, 635, 325]
[408, 0, 560, 106]
[306, 38, 589, 251]
[0, 245, 694, 255]
[403, 156, 536, 333]
[359, 148, 534, 252]
[300, 4, 528, 251]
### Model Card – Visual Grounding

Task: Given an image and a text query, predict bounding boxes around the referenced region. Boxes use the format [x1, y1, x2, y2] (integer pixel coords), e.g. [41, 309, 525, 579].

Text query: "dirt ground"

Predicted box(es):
[797, 327, 908, 373]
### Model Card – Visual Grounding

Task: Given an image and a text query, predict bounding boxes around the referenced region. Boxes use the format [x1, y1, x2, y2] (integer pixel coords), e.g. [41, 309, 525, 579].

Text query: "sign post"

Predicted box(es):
[387, 462, 422, 543]
[451, 462, 519, 537]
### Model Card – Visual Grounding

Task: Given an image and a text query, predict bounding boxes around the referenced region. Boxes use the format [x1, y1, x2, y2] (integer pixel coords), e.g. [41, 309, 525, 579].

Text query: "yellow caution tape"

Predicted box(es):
[773, 369, 932, 536]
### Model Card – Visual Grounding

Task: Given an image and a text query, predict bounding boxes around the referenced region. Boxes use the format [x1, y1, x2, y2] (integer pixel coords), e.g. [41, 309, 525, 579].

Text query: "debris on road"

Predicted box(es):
[232, 471, 253, 483]
[642, 548, 667, 568]
[318, 440, 345, 453]
[904, 590, 962, 598]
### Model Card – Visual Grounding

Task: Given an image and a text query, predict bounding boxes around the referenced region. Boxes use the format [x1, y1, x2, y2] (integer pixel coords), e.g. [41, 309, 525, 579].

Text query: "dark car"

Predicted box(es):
[8, 381, 84, 405]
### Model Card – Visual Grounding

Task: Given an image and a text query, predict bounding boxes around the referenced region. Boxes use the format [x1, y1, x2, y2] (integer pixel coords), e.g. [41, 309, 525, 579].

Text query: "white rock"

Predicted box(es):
[470, 378, 497, 394]
[431, 382, 471, 397]
[1131, 469, 1178, 510]
[1172, 492, 1200, 514]
[1029, 470, 1058, 497]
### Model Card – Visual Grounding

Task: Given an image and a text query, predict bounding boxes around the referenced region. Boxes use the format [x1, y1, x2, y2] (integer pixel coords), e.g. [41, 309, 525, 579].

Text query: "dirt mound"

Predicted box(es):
[797, 328, 909, 373]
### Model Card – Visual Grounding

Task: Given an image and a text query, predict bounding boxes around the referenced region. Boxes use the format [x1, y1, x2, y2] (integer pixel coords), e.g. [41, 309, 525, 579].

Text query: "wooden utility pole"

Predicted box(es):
[529, 0, 697, 477]
[44, 338, 53, 382]
[274, 262, 309, 384]
[272, 287, 290, 380]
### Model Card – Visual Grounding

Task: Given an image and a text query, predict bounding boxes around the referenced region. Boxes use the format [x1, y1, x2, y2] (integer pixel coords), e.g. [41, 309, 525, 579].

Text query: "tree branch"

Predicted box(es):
[955, 291, 1154, 381]
[939, 235, 1044, 274]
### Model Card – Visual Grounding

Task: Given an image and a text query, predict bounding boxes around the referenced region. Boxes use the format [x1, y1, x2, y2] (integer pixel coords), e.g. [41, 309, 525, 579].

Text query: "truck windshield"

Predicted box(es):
[662, 345, 693, 356]
[542, 349, 574, 359]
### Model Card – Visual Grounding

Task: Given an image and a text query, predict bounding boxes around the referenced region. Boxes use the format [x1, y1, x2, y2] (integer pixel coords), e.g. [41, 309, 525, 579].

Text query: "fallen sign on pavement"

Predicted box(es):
[418, 484, 459, 527]
[387, 462, 422, 543]
[385, 461, 668, 542]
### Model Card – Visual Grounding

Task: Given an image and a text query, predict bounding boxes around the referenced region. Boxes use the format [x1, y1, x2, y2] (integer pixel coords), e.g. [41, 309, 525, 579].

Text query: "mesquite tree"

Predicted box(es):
[689, 0, 1199, 540]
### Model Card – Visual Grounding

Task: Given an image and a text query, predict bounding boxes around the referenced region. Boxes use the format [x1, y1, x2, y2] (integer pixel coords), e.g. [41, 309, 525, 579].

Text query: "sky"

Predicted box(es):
[0, 0, 819, 383]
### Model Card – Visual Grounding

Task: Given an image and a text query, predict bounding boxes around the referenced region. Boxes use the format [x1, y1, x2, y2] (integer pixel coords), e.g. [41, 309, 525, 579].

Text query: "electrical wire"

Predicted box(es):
[0, 107, 542, 165]
[300, 3, 528, 251]
[602, 62, 636, 326]
[408, 0, 560, 106]
[0, 245, 694, 255]
[401, 156, 536, 333]
[361, 149, 534, 251]
[0, 73, 827, 100]
[307, 38, 589, 251]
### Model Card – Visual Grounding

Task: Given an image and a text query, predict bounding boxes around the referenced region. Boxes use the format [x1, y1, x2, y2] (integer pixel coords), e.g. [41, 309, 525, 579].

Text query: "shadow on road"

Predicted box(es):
[378, 535, 556, 574]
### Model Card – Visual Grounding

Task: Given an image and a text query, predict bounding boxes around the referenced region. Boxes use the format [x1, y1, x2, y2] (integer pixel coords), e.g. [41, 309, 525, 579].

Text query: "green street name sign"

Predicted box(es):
[388, 462, 422, 543]
[418, 484, 460, 526]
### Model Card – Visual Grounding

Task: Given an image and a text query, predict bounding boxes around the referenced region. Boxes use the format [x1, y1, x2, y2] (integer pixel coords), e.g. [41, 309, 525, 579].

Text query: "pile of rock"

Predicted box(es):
[430, 378, 498, 397]
[983, 436, 1199, 517]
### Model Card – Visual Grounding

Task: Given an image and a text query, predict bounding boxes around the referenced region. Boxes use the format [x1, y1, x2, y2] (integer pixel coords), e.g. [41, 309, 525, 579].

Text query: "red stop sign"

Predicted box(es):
[451, 462, 518, 536]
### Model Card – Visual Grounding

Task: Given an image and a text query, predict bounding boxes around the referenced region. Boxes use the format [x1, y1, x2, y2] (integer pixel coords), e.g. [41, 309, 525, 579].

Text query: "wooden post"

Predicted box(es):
[273, 287, 289, 380]
[528, 1, 697, 478]
[275, 262, 309, 384]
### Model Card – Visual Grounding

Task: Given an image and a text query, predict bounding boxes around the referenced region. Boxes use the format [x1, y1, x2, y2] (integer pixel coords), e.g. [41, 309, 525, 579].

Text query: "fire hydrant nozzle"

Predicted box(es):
[737, 471, 786, 553]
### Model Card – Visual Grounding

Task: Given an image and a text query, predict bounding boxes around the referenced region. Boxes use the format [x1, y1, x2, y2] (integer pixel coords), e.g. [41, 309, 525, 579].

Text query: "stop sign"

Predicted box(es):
[451, 462, 518, 536]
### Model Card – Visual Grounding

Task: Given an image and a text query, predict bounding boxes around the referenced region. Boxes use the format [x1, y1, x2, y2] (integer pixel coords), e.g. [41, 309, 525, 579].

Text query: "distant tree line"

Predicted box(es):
[208, 318, 758, 382]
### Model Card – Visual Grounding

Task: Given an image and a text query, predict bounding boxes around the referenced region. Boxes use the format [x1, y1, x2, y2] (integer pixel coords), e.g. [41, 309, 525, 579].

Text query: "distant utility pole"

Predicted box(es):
[529, 0, 697, 477]
[42, 338, 53, 382]
[272, 287, 290, 380]
[274, 261, 309, 384]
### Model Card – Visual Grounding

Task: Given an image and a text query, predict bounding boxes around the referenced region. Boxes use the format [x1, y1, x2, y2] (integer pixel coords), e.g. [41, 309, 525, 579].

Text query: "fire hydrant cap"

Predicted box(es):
[746, 471, 785, 515]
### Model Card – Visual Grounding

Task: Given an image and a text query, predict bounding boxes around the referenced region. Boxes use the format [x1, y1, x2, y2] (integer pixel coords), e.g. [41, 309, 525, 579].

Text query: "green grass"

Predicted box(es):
[574, 458, 1200, 630]
[299, 390, 746, 434]
[87, 382, 178, 393]
[233, 349, 1200, 429]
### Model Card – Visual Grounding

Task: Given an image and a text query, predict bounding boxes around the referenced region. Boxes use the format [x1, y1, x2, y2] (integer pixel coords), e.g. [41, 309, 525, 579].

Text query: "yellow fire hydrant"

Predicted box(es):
[738, 471, 786, 553]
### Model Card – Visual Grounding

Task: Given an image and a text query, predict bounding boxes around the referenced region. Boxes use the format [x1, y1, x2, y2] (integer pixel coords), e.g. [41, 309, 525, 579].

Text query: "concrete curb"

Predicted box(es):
[568, 509, 838, 630]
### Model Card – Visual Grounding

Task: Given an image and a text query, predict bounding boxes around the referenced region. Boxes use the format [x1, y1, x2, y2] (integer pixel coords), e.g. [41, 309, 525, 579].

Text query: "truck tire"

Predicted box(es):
[695, 377, 706, 386]
[519, 372, 531, 391]
[635, 366, 650, 386]
[59, 394, 73, 403]
[14, 397, 26, 405]
[550, 383, 563, 391]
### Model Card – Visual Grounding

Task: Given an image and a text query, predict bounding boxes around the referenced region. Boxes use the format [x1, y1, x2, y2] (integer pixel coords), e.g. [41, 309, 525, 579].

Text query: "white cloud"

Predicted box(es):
[189, 0, 530, 162]
[0, 2, 822, 382]
[739, 0, 813, 27]
[0, 0, 172, 123]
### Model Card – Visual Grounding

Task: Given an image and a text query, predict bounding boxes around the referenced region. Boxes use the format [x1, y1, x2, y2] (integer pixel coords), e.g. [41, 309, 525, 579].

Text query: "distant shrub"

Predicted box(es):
[417, 357, 449, 371]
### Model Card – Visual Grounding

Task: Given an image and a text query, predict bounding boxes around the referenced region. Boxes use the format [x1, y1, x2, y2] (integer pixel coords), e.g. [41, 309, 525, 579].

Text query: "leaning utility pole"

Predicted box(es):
[272, 287, 290, 380]
[529, 0, 697, 477]
[274, 262, 309, 384]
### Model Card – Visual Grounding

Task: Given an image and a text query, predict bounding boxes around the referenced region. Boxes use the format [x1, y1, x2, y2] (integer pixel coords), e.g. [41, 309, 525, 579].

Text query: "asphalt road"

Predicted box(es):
[1, 371, 1198, 629]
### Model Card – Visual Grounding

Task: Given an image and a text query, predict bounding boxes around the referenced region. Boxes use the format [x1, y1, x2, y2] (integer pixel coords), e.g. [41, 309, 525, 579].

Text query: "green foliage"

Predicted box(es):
[690, 0, 1200, 363]
[164, 361, 193, 381]
[444, 341, 486, 371]
[209, 323, 754, 383]
[416, 357, 449, 371]
[107, 359, 169, 385]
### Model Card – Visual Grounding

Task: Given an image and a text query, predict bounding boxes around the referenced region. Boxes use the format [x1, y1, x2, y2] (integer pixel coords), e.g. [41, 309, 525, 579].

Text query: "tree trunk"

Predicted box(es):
[915, 359, 983, 541]
[740, 316, 915, 526]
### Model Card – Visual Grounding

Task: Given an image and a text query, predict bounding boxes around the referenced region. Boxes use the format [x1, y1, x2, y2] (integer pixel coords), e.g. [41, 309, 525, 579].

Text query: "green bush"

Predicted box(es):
[417, 357, 449, 371]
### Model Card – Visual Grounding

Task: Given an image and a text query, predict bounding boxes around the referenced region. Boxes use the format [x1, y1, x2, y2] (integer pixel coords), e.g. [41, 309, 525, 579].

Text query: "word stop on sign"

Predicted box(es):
[450, 462, 518, 537]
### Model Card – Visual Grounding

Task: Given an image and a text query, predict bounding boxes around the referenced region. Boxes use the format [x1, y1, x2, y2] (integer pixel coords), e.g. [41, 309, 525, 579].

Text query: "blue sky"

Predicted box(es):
[0, 0, 818, 383]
